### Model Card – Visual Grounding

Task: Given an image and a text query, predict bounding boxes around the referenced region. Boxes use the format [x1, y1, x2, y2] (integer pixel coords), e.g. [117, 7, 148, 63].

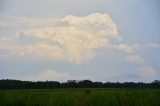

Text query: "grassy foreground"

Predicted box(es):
[0, 88, 160, 106]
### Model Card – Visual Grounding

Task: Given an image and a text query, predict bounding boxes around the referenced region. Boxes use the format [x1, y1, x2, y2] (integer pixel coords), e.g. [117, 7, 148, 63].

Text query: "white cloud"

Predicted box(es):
[29, 69, 71, 81]
[125, 55, 145, 64]
[0, 13, 120, 64]
[61, 13, 121, 40]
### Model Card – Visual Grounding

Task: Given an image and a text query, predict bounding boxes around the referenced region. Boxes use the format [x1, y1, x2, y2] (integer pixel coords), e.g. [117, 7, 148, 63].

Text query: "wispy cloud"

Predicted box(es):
[125, 55, 145, 64]
[113, 44, 134, 53]
[113, 43, 160, 54]
[113, 43, 160, 65]
[139, 67, 156, 78]
[26, 69, 71, 81]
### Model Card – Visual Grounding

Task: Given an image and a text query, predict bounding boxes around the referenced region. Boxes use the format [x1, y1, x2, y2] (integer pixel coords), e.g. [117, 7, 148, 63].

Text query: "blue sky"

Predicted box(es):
[0, 0, 160, 82]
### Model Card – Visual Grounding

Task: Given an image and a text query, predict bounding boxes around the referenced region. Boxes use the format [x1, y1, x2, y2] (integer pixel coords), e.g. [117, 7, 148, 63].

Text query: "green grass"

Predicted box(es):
[0, 88, 160, 106]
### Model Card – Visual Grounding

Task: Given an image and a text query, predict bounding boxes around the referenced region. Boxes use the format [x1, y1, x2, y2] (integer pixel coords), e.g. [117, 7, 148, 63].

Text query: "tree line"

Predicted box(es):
[0, 79, 160, 90]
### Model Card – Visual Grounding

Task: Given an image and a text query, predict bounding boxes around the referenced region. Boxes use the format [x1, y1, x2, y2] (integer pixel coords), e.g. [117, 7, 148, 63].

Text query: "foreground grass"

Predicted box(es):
[0, 88, 160, 106]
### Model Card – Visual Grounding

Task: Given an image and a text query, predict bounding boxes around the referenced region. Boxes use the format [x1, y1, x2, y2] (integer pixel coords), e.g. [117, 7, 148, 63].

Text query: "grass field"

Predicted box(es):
[0, 88, 160, 106]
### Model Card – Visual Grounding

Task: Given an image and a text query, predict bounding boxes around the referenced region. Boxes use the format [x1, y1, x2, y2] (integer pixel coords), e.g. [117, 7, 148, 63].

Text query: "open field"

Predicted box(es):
[0, 88, 160, 106]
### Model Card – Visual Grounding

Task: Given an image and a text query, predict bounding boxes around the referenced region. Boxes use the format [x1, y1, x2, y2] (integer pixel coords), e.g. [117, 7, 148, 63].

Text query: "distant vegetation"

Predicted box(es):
[0, 80, 160, 106]
[0, 79, 160, 90]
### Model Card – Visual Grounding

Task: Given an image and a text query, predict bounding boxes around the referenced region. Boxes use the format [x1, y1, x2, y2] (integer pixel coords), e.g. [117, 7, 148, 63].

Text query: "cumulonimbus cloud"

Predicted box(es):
[0, 13, 121, 64]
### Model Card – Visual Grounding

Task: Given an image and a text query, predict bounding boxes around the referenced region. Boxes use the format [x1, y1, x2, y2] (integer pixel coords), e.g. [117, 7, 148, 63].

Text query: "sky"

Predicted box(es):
[0, 0, 160, 82]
